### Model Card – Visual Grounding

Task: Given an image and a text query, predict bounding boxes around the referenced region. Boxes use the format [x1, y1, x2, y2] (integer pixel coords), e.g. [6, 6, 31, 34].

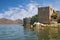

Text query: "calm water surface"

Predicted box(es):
[0, 24, 38, 40]
[0, 24, 60, 40]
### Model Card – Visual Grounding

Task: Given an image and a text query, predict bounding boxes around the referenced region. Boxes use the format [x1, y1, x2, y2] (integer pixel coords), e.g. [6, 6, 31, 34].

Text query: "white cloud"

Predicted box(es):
[0, 14, 3, 18]
[0, 3, 38, 20]
[26, 3, 38, 16]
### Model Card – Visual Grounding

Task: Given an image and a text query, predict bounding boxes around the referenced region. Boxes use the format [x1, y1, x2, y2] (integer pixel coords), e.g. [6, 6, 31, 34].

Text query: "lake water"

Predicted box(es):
[0, 24, 38, 40]
[0, 24, 60, 40]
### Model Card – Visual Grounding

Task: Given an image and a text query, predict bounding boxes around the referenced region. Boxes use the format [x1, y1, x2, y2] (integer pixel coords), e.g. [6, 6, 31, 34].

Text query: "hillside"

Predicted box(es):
[0, 18, 23, 24]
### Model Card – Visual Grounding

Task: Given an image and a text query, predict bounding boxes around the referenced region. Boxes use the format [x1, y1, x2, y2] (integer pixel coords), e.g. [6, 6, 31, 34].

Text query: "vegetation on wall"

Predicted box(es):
[32, 14, 38, 19]
[30, 14, 38, 25]
[51, 11, 57, 19]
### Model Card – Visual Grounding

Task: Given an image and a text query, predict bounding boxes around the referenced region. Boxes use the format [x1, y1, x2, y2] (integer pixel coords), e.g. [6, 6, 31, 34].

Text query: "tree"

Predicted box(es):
[32, 14, 38, 19]
[30, 14, 38, 25]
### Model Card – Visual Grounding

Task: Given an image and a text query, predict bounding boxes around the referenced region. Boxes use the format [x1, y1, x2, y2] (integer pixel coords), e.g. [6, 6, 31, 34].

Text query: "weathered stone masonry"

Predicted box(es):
[38, 6, 54, 24]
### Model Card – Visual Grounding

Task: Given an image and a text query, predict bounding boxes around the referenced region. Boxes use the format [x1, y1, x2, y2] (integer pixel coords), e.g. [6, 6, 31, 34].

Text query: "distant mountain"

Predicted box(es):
[0, 18, 23, 24]
[15, 19, 23, 24]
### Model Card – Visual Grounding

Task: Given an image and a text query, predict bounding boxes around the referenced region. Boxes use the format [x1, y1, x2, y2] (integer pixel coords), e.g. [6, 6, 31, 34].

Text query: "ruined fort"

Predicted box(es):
[23, 5, 60, 27]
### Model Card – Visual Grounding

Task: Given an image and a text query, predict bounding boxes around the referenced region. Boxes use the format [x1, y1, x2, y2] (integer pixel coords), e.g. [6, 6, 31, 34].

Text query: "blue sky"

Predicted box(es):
[0, 0, 60, 20]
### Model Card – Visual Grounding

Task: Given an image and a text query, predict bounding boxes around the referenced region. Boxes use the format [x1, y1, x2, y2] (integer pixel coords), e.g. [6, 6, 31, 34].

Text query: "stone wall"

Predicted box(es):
[38, 6, 53, 24]
[57, 11, 60, 23]
[23, 18, 31, 28]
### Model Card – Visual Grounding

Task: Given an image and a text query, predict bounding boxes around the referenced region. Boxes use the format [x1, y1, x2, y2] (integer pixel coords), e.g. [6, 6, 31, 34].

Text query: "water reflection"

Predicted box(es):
[36, 26, 60, 40]
[23, 25, 60, 40]
[24, 28, 38, 40]
[0, 24, 60, 40]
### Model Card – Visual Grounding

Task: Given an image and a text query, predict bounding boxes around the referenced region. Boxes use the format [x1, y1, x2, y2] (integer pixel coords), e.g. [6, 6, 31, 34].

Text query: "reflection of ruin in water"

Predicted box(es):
[35, 25, 60, 40]
[24, 25, 60, 40]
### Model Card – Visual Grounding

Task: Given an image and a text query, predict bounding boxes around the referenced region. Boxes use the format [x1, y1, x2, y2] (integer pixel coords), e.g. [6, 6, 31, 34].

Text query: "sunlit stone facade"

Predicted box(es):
[38, 6, 54, 24]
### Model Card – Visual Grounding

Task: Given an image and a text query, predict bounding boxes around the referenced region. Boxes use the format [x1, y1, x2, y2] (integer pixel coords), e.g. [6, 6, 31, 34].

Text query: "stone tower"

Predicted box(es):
[23, 17, 31, 28]
[38, 6, 54, 24]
